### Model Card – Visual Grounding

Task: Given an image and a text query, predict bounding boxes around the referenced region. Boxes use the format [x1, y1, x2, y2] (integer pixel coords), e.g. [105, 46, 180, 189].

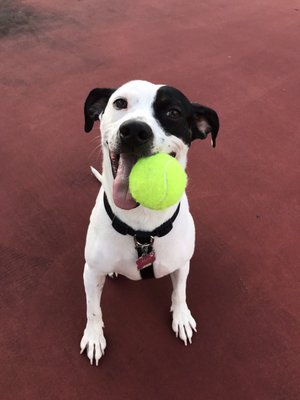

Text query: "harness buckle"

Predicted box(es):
[134, 235, 154, 256]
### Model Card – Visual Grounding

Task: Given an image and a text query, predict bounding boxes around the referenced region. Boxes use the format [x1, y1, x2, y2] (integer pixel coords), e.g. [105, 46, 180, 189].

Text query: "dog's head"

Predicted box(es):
[84, 80, 219, 210]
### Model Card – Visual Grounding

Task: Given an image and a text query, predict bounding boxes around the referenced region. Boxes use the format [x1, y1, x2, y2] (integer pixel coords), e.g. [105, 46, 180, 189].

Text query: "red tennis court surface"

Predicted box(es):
[1, 0, 299, 399]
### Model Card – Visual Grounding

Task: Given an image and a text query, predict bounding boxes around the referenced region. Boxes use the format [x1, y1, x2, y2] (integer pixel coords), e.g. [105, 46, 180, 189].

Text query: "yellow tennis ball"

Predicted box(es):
[129, 153, 187, 210]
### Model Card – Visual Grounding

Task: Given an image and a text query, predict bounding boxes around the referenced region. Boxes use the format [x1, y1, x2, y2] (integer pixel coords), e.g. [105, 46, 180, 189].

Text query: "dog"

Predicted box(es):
[80, 80, 219, 365]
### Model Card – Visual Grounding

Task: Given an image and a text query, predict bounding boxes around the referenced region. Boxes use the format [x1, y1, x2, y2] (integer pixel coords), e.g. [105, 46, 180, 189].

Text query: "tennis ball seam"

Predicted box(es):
[159, 158, 171, 207]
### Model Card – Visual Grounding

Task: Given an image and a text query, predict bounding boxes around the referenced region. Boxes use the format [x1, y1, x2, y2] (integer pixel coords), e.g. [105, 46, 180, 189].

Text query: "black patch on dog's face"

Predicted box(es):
[152, 85, 220, 147]
[152, 86, 194, 145]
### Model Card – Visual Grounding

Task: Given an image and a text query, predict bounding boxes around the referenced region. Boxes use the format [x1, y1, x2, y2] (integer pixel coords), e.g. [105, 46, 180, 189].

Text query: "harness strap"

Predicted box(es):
[104, 193, 180, 237]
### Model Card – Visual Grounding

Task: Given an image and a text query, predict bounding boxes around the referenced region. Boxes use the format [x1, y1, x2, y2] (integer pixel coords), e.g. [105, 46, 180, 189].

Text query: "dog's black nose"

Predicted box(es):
[119, 120, 153, 146]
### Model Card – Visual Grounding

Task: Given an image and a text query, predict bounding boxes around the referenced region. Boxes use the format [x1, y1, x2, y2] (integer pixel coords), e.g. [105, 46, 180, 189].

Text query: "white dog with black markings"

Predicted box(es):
[80, 80, 219, 365]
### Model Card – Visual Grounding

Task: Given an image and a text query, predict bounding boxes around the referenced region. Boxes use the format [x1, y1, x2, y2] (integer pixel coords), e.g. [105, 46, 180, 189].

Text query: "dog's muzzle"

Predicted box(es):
[119, 120, 154, 149]
[109, 121, 177, 211]
[108, 121, 154, 211]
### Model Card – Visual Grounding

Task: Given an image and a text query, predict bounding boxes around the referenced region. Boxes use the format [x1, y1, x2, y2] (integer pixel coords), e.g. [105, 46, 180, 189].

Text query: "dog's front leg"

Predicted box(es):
[80, 263, 106, 365]
[170, 262, 197, 345]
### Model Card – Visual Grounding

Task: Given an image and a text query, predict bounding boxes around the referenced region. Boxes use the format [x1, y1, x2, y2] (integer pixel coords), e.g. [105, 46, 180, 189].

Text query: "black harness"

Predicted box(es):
[103, 193, 180, 279]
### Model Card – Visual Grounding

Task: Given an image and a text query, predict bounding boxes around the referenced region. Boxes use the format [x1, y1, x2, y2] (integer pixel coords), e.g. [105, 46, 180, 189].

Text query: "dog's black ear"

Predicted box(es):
[84, 88, 115, 133]
[191, 103, 220, 147]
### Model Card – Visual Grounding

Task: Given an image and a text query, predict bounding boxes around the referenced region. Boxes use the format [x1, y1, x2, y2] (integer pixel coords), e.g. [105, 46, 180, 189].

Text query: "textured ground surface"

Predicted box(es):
[0, 0, 299, 399]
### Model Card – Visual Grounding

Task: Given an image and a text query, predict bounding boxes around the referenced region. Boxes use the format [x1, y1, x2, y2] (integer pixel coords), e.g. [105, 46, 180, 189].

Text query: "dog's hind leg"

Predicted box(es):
[170, 262, 197, 345]
[80, 263, 107, 365]
[108, 272, 118, 278]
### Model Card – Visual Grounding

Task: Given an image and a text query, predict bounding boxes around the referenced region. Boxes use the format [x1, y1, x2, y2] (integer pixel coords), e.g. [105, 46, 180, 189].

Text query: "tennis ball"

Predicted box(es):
[129, 153, 187, 210]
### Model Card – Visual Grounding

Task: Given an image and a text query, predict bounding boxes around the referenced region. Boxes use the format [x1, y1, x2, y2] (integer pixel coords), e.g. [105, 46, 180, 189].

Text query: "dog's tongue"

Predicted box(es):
[113, 153, 138, 210]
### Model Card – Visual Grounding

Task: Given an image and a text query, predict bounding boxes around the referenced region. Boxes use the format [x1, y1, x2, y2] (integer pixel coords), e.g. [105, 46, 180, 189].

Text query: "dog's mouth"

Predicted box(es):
[110, 151, 176, 210]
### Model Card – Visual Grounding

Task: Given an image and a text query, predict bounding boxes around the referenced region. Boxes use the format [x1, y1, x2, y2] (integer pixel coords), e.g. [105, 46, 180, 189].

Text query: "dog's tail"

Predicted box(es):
[90, 166, 103, 184]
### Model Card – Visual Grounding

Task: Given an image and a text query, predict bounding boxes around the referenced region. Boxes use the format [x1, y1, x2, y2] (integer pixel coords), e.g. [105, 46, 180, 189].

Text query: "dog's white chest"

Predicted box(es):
[85, 191, 195, 280]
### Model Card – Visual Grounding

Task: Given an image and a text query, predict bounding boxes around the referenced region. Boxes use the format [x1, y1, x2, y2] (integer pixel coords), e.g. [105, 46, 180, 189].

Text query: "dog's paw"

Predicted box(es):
[171, 304, 197, 346]
[80, 321, 106, 366]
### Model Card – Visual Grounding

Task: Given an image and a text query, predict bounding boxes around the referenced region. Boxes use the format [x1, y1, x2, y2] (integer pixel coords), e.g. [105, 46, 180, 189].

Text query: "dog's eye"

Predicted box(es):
[113, 98, 128, 110]
[166, 109, 182, 119]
